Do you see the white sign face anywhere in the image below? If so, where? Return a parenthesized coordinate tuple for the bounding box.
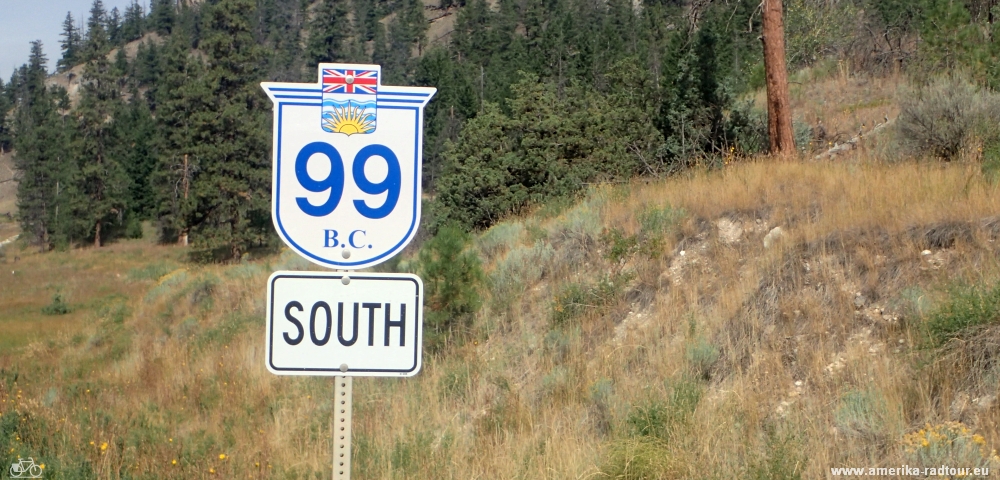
(261, 64, 436, 269)
(266, 271, 423, 377)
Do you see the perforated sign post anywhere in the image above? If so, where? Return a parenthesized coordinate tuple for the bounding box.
(262, 64, 434, 480)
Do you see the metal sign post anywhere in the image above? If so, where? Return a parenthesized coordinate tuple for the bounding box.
(333, 376, 352, 480)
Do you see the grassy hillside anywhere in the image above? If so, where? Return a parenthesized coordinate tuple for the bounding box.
(3, 77, 1000, 478)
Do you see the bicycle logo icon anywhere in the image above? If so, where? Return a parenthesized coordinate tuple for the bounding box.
(8, 457, 42, 478)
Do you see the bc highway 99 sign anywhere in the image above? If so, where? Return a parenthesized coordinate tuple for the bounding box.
(261, 64, 436, 270)
(266, 271, 423, 377)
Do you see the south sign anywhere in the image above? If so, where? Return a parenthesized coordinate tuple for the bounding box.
(261, 64, 436, 269)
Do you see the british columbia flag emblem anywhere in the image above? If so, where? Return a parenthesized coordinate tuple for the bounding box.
(321, 67, 379, 135)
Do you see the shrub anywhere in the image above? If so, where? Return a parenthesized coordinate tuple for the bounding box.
(418, 225, 484, 340)
(550, 273, 630, 327)
(589, 378, 614, 436)
(901, 422, 998, 471)
(548, 198, 604, 267)
(41, 292, 71, 315)
(601, 227, 639, 265)
(897, 79, 1000, 160)
(476, 221, 524, 261)
(834, 388, 890, 438)
(625, 378, 702, 441)
(923, 281, 1000, 347)
(489, 241, 554, 306)
(637, 204, 685, 237)
(685, 337, 720, 380)
(746, 426, 805, 480)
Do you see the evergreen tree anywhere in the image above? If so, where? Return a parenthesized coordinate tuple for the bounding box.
(107, 7, 123, 46)
(84, 0, 109, 60)
(257, 0, 308, 81)
(0, 78, 13, 154)
(57, 12, 83, 71)
(75, 32, 130, 247)
(119, 97, 158, 222)
(12, 42, 80, 249)
(181, 0, 273, 260)
(150, 0, 176, 35)
(305, 0, 353, 68)
(121, 0, 146, 43)
(152, 32, 205, 243)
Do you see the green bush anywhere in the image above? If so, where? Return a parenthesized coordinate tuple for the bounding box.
(923, 281, 1000, 347)
(746, 426, 805, 480)
(637, 204, 685, 237)
(41, 292, 71, 315)
(418, 225, 484, 341)
(601, 228, 639, 265)
(625, 378, 702, 441)
(550, 273, 630, 327)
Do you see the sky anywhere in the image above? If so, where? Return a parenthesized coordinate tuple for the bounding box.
(0, 0, 139, 82)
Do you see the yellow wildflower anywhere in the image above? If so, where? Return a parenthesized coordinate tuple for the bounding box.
(172, 459, 177, 465)
(100, 442, 108, 451)
(219, 454, 226, 460)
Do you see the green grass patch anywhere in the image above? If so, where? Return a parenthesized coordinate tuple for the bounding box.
(922, 281, 1000, 347)
(127, 262, 174, 281)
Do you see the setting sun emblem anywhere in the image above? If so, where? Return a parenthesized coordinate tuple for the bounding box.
(323, 102, 375, 135)
(321, 68, 378, 135)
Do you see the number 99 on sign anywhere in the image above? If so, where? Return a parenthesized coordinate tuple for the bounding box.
(294, 142, 400, 219)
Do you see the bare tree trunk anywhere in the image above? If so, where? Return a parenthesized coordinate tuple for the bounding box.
(179, 154, 189, 247)
(94, 220, 101, 248)
(762, 0, 795, 154)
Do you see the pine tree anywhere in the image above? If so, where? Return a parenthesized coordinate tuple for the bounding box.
(121, 0, 146, 43)
(305, 0, 353, 68)
(12, 42, 80, 249)
(0, 78, 12, 154)
(119, 96, 158, 222)
(58, 12, 83, 71)
(150, 0, 176, 35)
(75, 31, 131, 247)
(107, 7, 123, 46)
(84, 0, 109, 60)
(152, 32, 205, 243)
(182, 0, 273, 261)
(257, 0, 308, 81)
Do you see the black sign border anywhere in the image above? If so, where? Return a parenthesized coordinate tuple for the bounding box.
(267, 273, 422, 375)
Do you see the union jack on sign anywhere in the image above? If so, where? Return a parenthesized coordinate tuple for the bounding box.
(322, 69, 378, 94)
